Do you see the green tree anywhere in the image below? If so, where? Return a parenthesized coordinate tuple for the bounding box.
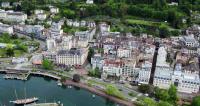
(73, 74, 81, 83)
(42, 58, 54, 70)
(143, 97, 156, 106)
(159, 24, 170, 38)
(105, 84, 124, 99)
(155, 88, 169, 101)
(168, 85, 178, 104)
(87, 48, 95, 63)
(158, 101, 172, 106)
(138, 84, 151, 93)
(5, 46, 14, 57)
(191, 96, 200, 106)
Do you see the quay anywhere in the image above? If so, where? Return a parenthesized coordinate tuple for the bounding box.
(25, 103, 60, 106)
(3, 73, 30, 80)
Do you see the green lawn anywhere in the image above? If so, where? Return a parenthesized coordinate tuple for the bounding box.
(125, 19, 168, 27)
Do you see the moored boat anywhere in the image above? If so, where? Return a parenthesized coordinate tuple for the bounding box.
(10, 97, 38, 105)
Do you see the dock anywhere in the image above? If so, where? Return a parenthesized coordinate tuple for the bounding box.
(25, 103, 59, 106)
(3, 73, 30, 80)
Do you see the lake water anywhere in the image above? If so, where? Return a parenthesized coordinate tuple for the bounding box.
(0, 74, 117, 106)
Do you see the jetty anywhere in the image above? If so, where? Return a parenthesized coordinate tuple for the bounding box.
(25, 103, 59, 106)
(3, 73, 30, 80)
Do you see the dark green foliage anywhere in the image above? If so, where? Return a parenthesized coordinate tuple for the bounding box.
(73, 74, 81, 82)
(42, 58, 54, 70)
(191, 96, 200, 106)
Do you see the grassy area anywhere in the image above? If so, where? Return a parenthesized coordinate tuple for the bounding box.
(125, 19, 168, 27)
(87, 79, 107, 87)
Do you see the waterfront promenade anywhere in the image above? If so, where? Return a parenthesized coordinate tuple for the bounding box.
(64, 80, 134, 106)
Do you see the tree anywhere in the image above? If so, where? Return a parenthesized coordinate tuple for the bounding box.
(88, 67, 101, 78)
(143, 97, 156, 106)
(138, 84, 151, 93)
(159, 24, 170, 38)
(191, 96, 200, 106)
(60, 76, 67, 82)
(168, 85, 178, 104)
(155, 88, 169, 101)
(6, 47, 14, 57)
(73, 74, 80, 83)
(158, 101, 173, 106)
(105, 84, 124, 99)
(87, 47, 95, 63)
(42, 58, 54, 70)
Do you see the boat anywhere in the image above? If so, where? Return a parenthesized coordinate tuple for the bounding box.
(57, 81, 62, 86)
(92, 94, 95, 98)
(10, 97, 39, 105)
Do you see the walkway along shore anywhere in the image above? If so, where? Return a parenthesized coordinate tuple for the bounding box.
(63, 80, 134, 106)
(0, 70, 134, 106)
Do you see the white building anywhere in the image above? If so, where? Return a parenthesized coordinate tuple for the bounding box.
(56, 48, 88, 66)
(35, 10, 44, 15)
(86, 0, 94, 4)
(137, 61, 152, 84)
(180, 35, 199, 47)
(47, 39, 56, 51)
(0, 10, 7, 19)
(50, 6, 59, 14)
(103, 59, 124, 77)
(12, 57, 28, 64)
(0, 23, 13, 34)
(50, 22, 63, 39)
(154, 64, 200, 93)
(117, 47, 132, 58)
(156, 46, 169, 67)
(36, 13, 47, 21)
(6, 12, 27, 22)
(1, 2, 10, 8)
(57, 36, 73, 51)
(91, 54, 104, 70)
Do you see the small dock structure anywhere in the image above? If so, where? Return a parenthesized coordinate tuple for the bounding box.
(3, 73, 30, 80)
(25, 103, 60, 106)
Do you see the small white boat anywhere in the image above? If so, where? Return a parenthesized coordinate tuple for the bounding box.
(92, 95, 95, 98)
(57, 81, 62, 86)
(10, 97, 39, 105)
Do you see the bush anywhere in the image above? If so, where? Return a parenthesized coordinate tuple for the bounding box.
(73, 74, 80, 83)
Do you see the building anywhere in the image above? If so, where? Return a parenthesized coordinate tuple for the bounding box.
(57, 36, 73, 51)
(56, 48, 88, 66)
(47, 39, 56, 51)
(6, 12, 27, 22)
(154, 64, 200, 93)
(12, 57, 28, 64)
(1, 2, 10, 8)
(103, 59, 124, 77)
(36, 13, 47, 21)
(50, 6, 59, 14)
(180, 35, 199, 47)
(91, 54, 104, 70)
(0, 23, 13, 34)
(0, 10, 7, 19)
(50, 22, 63, 39)
(86, 0, 94, 4)
(35, 10, 44, 15)
(117, 47, 132, 58)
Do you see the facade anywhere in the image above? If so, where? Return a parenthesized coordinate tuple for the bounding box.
(103, 59, 124, 77)
(35, 10, 44, 15)
(180, 35, 199, 47)
(36, 13, 47, 21)
(0, 23, 13, 34)
(154, 64, 200, 93)
(117, 47, 132, 58)
(6, 12, 27, 22)
(86, 0, 94, 4)
(50, 7, 59, 14)
(56, 48, 88, 66)
(1, 2, 10, 8)
(91, 54, 104, 70)
(47, 39, 56, 51)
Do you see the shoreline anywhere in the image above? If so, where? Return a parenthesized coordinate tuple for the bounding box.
(0, 72, 134, 106)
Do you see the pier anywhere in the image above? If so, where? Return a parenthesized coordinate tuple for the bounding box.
(3, 73, 30, 80)
(25, 103, 59, 106)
